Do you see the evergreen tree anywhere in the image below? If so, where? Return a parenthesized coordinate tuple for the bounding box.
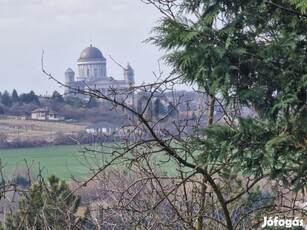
(65, 96, 83, 108)
(19, 90, 40, 105)
(167, 102, 177, 117)
(87, 96, 99, 108)
(150, 0, 306, 184)
(0, 90, 12, 107)
(11, 89, 20, 104)
(153, 98, 166, 118)
(147, 0, 306, 228)
(284, 0, 307, 13)
(50, 90, 65, 104)
(5, 175, 90, 229)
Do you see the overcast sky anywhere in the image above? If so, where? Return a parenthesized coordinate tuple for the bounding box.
(0, 0, 186, 95)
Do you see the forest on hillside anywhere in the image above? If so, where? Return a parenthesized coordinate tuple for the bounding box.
(0, 89, 124, 123)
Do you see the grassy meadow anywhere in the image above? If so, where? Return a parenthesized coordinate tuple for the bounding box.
(0, 145, 93, 180)
(0, 143, 181, 181)
(0, 117, 182, 181)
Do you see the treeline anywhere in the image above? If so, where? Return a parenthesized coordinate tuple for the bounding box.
(0, 89, 186, 123)
(0, 89, 125, 123)
(0, 89, 40, 113)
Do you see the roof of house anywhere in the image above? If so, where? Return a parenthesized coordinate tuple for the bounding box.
(31, 108, 58, 115)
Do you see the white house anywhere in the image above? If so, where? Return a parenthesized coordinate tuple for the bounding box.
(31, 108, 64, 121)
(85, 122, 119, 135)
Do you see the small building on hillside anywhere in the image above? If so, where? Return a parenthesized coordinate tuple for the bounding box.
(31, 108, 64, 121)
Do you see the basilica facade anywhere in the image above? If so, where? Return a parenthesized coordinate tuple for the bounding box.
(64, 45, 135, 97)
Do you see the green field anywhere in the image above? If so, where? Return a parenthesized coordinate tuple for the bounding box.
(0, 145, 93, 180)
(0, 143, 183, 181)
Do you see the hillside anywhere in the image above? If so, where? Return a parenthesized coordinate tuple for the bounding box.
(0, 116, 87, 144)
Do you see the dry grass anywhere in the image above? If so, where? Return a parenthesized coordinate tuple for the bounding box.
(0, 117, 87, 141)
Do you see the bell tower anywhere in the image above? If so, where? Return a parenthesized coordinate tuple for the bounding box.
(124, 63, 135, 85)
(65, 68, 75, 84)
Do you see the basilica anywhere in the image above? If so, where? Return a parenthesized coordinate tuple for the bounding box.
(64, 45, 135, 97)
